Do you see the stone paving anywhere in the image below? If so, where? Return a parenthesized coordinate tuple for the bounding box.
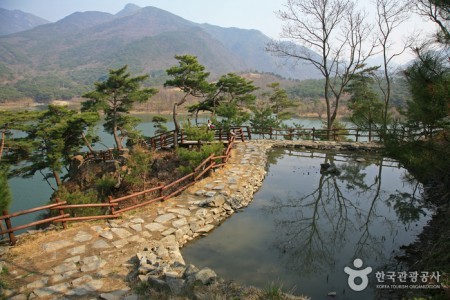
(0, 140, 382, 299)
(0, 141, 271, 299)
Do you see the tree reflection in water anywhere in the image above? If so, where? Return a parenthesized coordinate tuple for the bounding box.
(264, 149, 434, 277)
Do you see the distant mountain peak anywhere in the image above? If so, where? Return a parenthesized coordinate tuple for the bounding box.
(116, 3, 141, 17)
(0, 8, 50, 36)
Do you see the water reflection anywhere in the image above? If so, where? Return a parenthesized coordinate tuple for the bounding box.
(182, 149, 434, 299)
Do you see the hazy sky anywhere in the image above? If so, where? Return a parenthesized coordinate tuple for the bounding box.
(0, 0, 437, 63)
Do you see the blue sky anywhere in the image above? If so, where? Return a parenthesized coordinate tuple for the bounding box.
(0, 0, 437, 63)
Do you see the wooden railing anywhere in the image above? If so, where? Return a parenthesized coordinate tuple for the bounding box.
(0, 132, 240, 245)
(250, 127, 382, 142)
(141, 126, 249, 151)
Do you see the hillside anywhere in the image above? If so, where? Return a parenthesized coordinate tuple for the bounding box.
(0, 4, 321, 102)
(0, 8, 50, 36)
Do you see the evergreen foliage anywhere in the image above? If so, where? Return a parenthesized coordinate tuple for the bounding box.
(19, 105, 99, 189)
(177, 143, 224, 174)
(151, 115, 169, 135)
(346, 65, 385, 137)
(403, 51, 450, 134)
(165, 55, 213, 131)
(82, 65, 158, 150)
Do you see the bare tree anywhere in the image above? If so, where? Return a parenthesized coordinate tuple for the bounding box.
(373, 0, 412, 130)
(267, 0, 375, 137)
(414, 0, 450, 44)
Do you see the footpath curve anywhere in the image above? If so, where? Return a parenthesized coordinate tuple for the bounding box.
(0, 140, 382, 299)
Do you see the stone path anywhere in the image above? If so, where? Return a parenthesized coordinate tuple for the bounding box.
(1, 141, 271, 299)
(0, 140, 382, 299)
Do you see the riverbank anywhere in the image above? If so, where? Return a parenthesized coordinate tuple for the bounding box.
(5, 139, 448, 300)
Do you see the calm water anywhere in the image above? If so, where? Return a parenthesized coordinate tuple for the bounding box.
(7, 116, 323, 224)
(181, 148, 434, 299)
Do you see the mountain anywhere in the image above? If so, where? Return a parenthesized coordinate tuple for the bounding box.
(0, 8, 50, 36)
(0, 4, 322, 102)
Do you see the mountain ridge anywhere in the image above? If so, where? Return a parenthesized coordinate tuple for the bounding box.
(0, 4, 322, 102)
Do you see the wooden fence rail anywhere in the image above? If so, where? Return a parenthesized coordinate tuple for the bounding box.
(0, 131, 240, 245)
(5, 124, 430, 245)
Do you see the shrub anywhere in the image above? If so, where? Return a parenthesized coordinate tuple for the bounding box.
(124, 145, 152, 190)
(177, 143, 224, 174)
(54, 187, 101, 217)
(183, 121, 214, 142)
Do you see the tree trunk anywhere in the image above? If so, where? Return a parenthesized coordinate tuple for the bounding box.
(0, 130, 4, 161)
(81, 132, 96, 155)
(173, 102, 180, 132)
(53, 170, 62, 188)
(113, 126, 122, 150)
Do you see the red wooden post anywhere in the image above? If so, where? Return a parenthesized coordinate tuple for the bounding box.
(312, 127, 316, 141)
(356, 129, 359, 142)
(108, 196, 115, 215)
(2, 210, 16, 245)
(158, 183, 164, 198)
(55, 198, 67, 229)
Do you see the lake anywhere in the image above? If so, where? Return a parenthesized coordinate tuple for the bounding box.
(181, 148, 434, 299)
(5, 115, 323, 230)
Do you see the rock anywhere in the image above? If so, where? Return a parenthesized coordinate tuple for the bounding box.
(112, 239, 129, 248)
(130, 218, 145, 224)
(145, 222, 167, 232)
(148, 275, 170, 292)
(52, 262, 77, 274)
(64, 256, 81, 263)
(183, 264, 199, 277)
(111, 228, 132, 239)
(161, 228, 176, 236)
(194, 190, 206, 196)
(92, 239, 111, 249)
(204, 191, 216, 197)
(167, 208, 191, 216)
(172, 218, 188, 228)
(196, 224, 215, 233)
(99, 289, 130, 300)
(175, 226, 191, 241)
(123, 294, 139, 300)
(72, 275, 93, 286)
(26, 278, 49, 290)
(42, 240, 74, 252)
(81, 256, 106, 272)
(66, 280, 103, 296)
(100, 231, 114, 240)
(129, 224, 142, 232)
(91, 225, 104, 233)
(154, 213, 176, 224)
(9, 295, 27, 300)
(155, 246, 169, 259)
(166, 277, 186, 295)
(161, 235, 178, 246)
(51, 271, 77, 283)
(190, 268, 217, 285)
(139, 263, 157, 275)
(31, 282, 71, 298)
(73, 231, 93, 242)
